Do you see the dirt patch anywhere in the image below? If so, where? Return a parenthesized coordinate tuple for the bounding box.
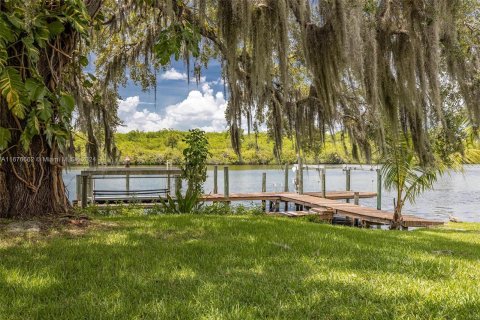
(5, 221, 42, 233)
(0, 216, 118, 239)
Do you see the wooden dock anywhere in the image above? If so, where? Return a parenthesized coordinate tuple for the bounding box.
(75, 166, 443, 229)
(201, 192, 444, 228)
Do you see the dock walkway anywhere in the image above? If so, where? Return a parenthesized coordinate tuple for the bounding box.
(201, 192, 443, 228)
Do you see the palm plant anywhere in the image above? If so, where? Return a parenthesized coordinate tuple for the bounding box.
(158, 188, 204, 214)
(381, 139, 455, 229)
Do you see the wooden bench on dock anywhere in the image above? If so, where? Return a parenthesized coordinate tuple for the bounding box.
(77, 167, 182, 208)
(93, 189, 170, 204)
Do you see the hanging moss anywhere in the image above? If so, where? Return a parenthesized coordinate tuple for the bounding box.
(96, 0, 479, 165)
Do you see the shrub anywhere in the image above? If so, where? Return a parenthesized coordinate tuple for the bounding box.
(323, 152, 346, 164)
(182, 129, 211, 193)
(156, 189, 204, 214)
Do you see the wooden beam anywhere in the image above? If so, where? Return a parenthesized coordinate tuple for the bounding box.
(81, 168, 182, 176)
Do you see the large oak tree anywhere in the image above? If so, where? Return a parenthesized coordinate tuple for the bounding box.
(1, 0, 478, 219)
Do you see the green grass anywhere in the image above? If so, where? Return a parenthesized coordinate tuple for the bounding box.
(1, 215, 480, 319)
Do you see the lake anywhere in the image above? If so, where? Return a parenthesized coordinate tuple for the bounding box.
(63, 164, 480, 222)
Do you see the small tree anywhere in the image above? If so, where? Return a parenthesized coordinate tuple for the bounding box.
(182, 129, 210, 194)
(381, 138, 461, 229)
(165, 133, 179, 149)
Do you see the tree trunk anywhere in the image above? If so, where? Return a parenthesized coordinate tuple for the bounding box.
(391, 198, 404, 230)
(0, 136, 70, 219)
(0, 1, 102, 219)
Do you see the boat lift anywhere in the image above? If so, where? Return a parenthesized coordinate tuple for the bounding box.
(293, 163, 383, 210)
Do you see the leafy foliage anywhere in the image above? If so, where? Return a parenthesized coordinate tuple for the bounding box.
(182, 129, 211, 193)
(0, 67, 26, 119)
(0, 1, 91, 152)
(154, 21, 201, 66)
(380, 138, 460, 227)
(158, 188, 203, 214)
(0, 127, 11, 150)
(197, 202, 265, 216)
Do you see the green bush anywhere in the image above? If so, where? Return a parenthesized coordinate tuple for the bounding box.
(197, 203, 265, 215)
(156, 189, 204, 214)
(322, 152, 346, 164)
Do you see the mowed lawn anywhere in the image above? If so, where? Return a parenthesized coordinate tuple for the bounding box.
(1, 215, 480, 319)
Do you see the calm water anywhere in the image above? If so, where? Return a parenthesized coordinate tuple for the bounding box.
(63, 165, 480, 222)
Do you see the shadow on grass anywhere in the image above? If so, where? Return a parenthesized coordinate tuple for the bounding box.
(0, 215, 479, 319)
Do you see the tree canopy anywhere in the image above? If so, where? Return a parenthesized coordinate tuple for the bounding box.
(94, 0, 480, 164)
(0, 0, 479, 217)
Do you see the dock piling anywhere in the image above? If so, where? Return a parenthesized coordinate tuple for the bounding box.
(262, 172, 267, 211)
(213, 165, 218, 194)
(354, 192, 360, 205)
(175, 176, 182, 194)
(167, 161, 171, 192)
(126, 173, 130, 195)
(322, 168, 326, 198)
(224, 167, 230, 204)
(345, 168, 351, 203)
(284, 164, 289, 210)
(299, 158, 304, 195)
(88, 174, 94, 201)
(81, 175, 88, 209)
(284, 164, 289, 192)
(76, 175, 81, 202)
(376, 169, 382, 210)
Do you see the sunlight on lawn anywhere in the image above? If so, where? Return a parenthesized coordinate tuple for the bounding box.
(0, 215, 479, 319)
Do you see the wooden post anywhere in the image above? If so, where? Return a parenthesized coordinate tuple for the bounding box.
(213, 165, 218, 194)
(76, 175, 81, 202)
(81, 175, 88, 209)
(175, 176, 182, 194)
(88, 174, 94, 201)
(284, 164, 289, 210)
(167, 161, 171, 193)
(167, 174, 171, 194)
(345, 168, 351, 203)
(376, 169, 382, 210)
(298, 158, 304, 195)
(126, 173, 130, 195)
(322, 168, 326, 198)
(224, 166, 229, 199)
(354, 192, 360, 205)
(262, 172, 267, 192)
(262, 172, 266, 211)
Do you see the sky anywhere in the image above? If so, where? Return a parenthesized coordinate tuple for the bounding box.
(114, 59, 229, 133)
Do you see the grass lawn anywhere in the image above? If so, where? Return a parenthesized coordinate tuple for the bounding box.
(1, 215, 480, 319)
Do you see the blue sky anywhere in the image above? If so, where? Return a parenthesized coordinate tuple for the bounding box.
(114, 59, 229, 133)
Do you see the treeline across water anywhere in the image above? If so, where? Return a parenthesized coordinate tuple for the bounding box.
(73, 130, 480, 166)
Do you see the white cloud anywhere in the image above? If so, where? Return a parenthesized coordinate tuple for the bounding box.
(209, 77, 226, 86)
(161, 68, 188, 81)
(160, 67, 206, 83)
(117, 84, 227, 133)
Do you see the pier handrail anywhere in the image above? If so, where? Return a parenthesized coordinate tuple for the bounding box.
(80, 167, 182, 176)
